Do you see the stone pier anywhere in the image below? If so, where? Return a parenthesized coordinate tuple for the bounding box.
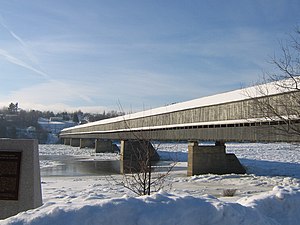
(80, 139, 95, 148)
(70, 138, 80, 147)
(95, 139, 119, 153)
(63, 138, 71, 145)
(120, 140, 159, 174)
(187, 141, 245, 176)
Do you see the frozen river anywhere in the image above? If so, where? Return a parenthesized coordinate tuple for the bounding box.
(39, 142, 300, 178)
(37, 142, 300, 199)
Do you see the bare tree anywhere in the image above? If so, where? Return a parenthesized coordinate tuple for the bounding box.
(109, 104, 177, 196)
(249, 28, 300, 136)
(120, 139, 176, 196)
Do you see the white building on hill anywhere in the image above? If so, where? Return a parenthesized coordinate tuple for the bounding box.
(38, 118, 77, 135)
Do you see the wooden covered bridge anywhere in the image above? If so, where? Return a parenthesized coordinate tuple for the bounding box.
(60, 80, 300, 175)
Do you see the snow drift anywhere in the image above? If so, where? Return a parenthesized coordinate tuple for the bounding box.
(1, 186, 299, 225)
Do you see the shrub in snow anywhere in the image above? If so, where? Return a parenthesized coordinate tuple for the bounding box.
(223, 189, 237, 197)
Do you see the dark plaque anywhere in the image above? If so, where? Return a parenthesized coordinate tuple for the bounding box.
(0, 151, 22, 200)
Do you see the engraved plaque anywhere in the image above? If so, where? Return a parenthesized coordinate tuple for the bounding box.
(0, 152, 22, 200)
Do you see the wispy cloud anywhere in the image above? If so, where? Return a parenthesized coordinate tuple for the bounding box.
(0, 48, 48, 78)
(0, 14, 40, 65)
(0, 100, 108, 113)
(0, 14, 49, 79)
(0, 14, 97, 106)
(1, 79, 97, 107)
(29, 37, 96, 55)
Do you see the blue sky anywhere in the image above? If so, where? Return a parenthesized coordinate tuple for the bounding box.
(0, 0, 299, 113)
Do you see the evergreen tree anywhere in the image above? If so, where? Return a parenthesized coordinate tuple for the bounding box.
(73, 113, 79, 123)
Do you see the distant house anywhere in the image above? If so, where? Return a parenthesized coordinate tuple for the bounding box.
(38, 118, 77, 135)
(5, 114, 19, 122)
(25, 126, 37, 139)
(26, 126, 36, 133)
(49, 117, 64, 122)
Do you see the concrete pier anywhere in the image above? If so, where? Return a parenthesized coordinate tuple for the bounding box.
(70, 138, 80, 147)
(95, 139, 119, 153)
(187, 141, 245, 176)
(63, 138, 71, 145)
(80, 139, 95, 148)
(120, 140, 159, 174)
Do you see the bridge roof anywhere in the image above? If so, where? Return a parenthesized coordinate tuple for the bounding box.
(63, 79, 296, 131)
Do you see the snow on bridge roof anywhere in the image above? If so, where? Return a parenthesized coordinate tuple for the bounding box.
(62, 79, 297, 131)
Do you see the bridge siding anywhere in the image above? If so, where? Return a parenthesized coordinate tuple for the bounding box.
(62, 93, 269, 132)
(61, 124, 299, 142)
(60, 92, 299, 142)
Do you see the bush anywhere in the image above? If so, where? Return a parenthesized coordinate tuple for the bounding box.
(223, 189, 237, 197)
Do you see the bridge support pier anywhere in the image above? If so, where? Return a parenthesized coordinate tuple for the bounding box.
(70, 138, 80, 147)
(95, 139, 118, 153)
(187, 141, 245, 176)
(63, 138, 71, 145)
(120, 140, 160, 174)
(80, 139, 95, 148)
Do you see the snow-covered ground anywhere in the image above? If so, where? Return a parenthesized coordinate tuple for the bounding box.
(1, 142, 300, 225)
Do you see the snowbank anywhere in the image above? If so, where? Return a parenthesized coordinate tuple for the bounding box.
(1, 186, 300, 225)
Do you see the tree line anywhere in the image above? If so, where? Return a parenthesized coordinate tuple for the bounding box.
(0, 103, 124, 142)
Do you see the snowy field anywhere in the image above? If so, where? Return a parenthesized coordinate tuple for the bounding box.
(1, 142, 300, 225)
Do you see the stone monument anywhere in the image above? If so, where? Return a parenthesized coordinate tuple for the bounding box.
(0, 139, 42, 219)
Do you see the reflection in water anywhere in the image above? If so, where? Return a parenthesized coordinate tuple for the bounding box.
(40, 154, 177, 177)
(41, 160, 120, 177)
